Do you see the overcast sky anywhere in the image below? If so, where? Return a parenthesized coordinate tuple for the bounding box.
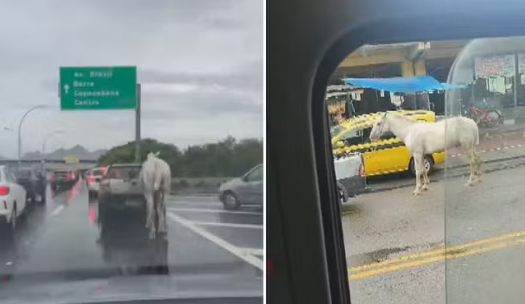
(0, 0, 263, 158)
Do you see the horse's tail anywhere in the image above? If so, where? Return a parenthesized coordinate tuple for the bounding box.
(153, 161, 163, 192)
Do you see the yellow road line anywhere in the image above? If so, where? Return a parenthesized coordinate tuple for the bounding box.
(350, 236, 525, 280)
(349, 230, 525, 272)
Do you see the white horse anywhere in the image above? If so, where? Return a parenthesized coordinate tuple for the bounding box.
(140, 151, 172, 239)
(369, 113, 482, 196)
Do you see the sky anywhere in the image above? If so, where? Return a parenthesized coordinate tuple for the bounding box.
(0, 0, 263, 158)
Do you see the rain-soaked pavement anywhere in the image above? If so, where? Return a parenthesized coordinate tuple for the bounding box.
(343, 163, 525, 304)
(0, 179, 263, 303)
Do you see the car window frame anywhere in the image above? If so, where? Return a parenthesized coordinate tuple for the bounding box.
(246, 165, 263, 182)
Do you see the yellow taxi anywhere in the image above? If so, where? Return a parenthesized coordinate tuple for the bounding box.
(331, 110, 445, 177)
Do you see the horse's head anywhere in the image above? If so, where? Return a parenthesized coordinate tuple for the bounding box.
(147, 151, 160, 160)
(369, 113, 389, 142)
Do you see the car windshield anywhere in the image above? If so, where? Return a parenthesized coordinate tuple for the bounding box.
(0, 1, 263, 303)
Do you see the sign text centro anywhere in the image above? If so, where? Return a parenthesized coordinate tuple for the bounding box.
(59, 66, 137, 110)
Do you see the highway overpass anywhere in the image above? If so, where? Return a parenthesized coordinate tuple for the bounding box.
(0, 159, 98, 171)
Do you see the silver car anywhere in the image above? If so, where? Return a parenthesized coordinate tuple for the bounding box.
(218, 164, 263, 210)
(87, 167, 105, 199)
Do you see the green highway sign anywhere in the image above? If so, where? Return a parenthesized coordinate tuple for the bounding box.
(59, 66, 137, 110)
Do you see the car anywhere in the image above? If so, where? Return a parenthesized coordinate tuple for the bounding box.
(13, 166, 46, 204)
(87, 167, 106, 199)
(333, 152, 366, 204)
(0, 165, 27, 242)
(218, 164, 263, 210)
(50, 169, 77, 191)
(97, 163, 145, 236)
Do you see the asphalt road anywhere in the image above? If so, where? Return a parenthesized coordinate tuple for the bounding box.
(0, 180, 263, 303)
(343, 161, 525, 304)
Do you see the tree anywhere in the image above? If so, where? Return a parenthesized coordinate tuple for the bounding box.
(98, 137, 263, 178)
(97, 138, 183, 175)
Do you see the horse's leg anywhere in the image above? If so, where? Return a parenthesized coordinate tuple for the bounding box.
(465, 148, 476, 186)
(145, 191, 156, 239)
(413, 154, 423, 196)
(157, 189, 168, 235)
(473, 149, 483, 182)
(421, 168, 430, 191)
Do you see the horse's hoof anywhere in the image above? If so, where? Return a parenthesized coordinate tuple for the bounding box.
(421, 185, 429, 191)
(413, 190, 421, 196)
(465, 182, 473, 187)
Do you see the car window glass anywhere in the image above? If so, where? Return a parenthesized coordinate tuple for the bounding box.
(326, 36, 525, 304)
(246, 166, 263, 182)
(379, 131, 396, 140)
(341, 129, 364, 146)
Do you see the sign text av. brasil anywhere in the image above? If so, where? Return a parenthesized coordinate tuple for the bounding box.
(59, 66, 137, 110)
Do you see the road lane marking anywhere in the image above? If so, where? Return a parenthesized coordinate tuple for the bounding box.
(167, 211, 263, 270)
(350, 236, 525, 280)
(241, 248, 264, 256)
(49, 205, 65, 217)
(189, 221, 263, 229)
(168, 207, 261, 215)
(350, 229, 525, 272)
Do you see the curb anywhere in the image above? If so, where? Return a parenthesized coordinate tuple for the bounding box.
(483, 125, 525, 137)
(365, 155, 525, 194)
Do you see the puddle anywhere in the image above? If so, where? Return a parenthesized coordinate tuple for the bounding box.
(348, 242, 443, 267)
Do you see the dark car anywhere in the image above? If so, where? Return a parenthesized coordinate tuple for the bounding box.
(50, 169, 77, 191)
(98, 164, 145, 228)
(13, 166, 46, 204)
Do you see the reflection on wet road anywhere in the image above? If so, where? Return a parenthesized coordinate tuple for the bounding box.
(0, 180, 263, 296)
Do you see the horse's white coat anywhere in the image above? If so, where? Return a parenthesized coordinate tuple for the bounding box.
(370, 113, 482, 195)
(140, 151, 172, 238)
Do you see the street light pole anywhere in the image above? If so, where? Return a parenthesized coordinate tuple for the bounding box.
(42, 130, 64, 156)
(18, 105, 47, 166)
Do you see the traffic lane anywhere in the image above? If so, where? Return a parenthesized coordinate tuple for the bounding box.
(167, 197, 263, 251)
(446, 245, 525, 304)
(0, 183, 81, 277)
(171, 209, 263, 226)
(1, 186, 262, 288)
(344, 166, 525, 304)
(345, 164, 525, 262)
(350, 261, 444, 304)
(351, 237, 525, 304)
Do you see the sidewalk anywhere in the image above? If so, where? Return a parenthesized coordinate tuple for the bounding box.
(443, 133, 525, 169)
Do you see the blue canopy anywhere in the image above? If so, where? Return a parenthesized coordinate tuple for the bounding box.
(342, 75, 465, 93)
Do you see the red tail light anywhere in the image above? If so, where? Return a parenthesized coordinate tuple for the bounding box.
(0, 186, 10, 196)
(359, 163, 365, 176)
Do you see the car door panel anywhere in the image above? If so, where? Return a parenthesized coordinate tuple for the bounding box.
(245, 166, 263, 205)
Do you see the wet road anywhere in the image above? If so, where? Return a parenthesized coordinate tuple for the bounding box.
(344, 162, 525, 304)
(0, 180, 263, 302)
